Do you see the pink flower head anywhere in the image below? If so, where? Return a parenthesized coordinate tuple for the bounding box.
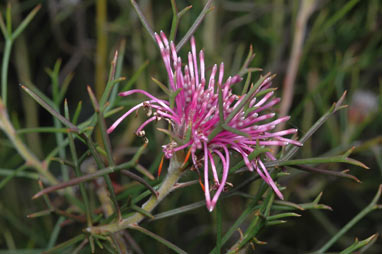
(108, 31, 302, 212)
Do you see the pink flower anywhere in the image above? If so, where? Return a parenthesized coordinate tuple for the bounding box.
(108, 31, 302, 212)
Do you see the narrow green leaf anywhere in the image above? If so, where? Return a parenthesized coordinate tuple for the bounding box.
(170, 88, 182, 109)
(20, 85, 79, 132)
(72, 101, 83, 125)
(87, 86, 100, 112)
(268, 155, 368, 169)
(47, 217, 66, 248)
(57, 72, 74, 105)
(265, 220, 286, 226)
(0, 166, 38, 184)
(315, 185, 382, 253)
(267, 212, 301, 221)
(176, 0, 213, 52)
(321, 0, 360, 32)
(6, 3, 12, 36)
(0, 11, 7, 38)
(27, 209, 53, 219)
(32, 160, 134, 199)
(120, 60, 149, 92)
(210, 182, 268, 253)
(121, 169, 157, 198)
(100, 77, 126, 110)
(42, 234, 85, 254)
(131, 204, 155, 219)
(130, 0, 155, 42)
(241, 72, 251, 96)
(340, 234, 378, 254)
(222, 123, 250, 137)
(178, 5, 192, 18)
(12, 4, 41, 40)
(169, 0, 178, 42)
(157, 127, 183, 144)
(65, 100, 93, 227)
(16, 127, 69, 134)
(0, 250, 45, 254)
(283, 91, 348, 161)
(218, 84, 224, 123)
(129, 225, 187, 254)
(107, 40, 126, 110)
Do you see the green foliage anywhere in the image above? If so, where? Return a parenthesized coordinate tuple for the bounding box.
(0, 0, 381, 253)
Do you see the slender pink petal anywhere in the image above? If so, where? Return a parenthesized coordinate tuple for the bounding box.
(200, 50, 205, 82)
(258, 159, 284, 199)
(203, 141, 212, 212)
(218, 63, 224, 85)
(136, 116, 157, 134)
(207, 150, 220, 184)
(119, 89, 171, 110)
(107, 103, 144, 133)
(191, 37, 199, 88)
(173, 140, 193, 152)
(210, 146, 230, 210)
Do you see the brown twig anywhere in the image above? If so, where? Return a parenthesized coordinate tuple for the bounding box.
(278, 0, 317, 131)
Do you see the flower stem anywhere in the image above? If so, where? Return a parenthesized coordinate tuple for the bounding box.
(86, 150, 185, 235)
(314, 184, 382, 253)
(1, 40, 12, 107)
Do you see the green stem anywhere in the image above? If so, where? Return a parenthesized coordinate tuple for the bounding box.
(176, 0, 214, 52)
(95, 0, 107, 100)
(1, 39, 12, 107)
(65, 102, 92, 228)
(315, 185, 382, 253)
(209, 182, 268, 254)
(84, 134, 121, 220)
(33, 143, 148, 198)
(267, 154, 368, 169)
(215, 200, 222, 254)
(87, 85, 122, 220)
(130, 0, 155, 42)
(86, 151, 185, 235)
(0, 99, 58, 185)
(228, 191, 274, 253)
(169, 0, 178, 42)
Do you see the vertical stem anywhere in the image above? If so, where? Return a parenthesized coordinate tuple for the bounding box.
(14, 46, 43, 157)
(13, 0, 42, 158)
(95, 0, 108, 175)
(95, 0, 107, 100)
(215, 200, 222, 254)
(277, 0, 316, 131)
(1, 39, 12, 107)
(169, 0, 178, 42)
(84, 134, 121, 220)
(65, 102, 92, 227)
(52, 69, 69, 182)
(202, 0, 216, 54)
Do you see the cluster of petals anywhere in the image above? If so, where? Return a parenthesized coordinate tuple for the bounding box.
(108, 31, 302, 212)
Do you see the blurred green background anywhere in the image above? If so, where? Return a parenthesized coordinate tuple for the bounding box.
(0, 0, 381, 253)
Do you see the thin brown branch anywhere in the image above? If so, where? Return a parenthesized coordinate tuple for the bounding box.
(278, 0, 317, 131)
